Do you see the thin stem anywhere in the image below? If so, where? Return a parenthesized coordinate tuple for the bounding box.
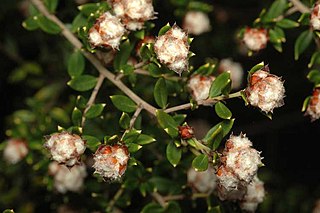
(107, 186, 124, 212)
(163, 194, 185, 201)
(290, 0, 311, 13)
(81, 74, 105, 126)
(30, 0, 157, 115)
(151, 192, 167, 207)
(129, 104, 143, 129)
(193, 138, 211, 153)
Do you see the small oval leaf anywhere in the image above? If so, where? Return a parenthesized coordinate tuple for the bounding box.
(110, 95, 137, 113)
(215, 102, 232, 119)
(166, 142, 182, 167)
(154, 78, 168, 108)
(294, 30, 313, 60)
(85, 103, 105, 119)
(68, 75, 97, 91)
(192, 154, 209, 172)
(209, 72, 230, 98)
(68, 51, 85, 78)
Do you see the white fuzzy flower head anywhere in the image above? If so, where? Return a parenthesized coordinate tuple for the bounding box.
(3, 139, 28, 164)
(243, 28, 268, 51)
(305, 88, 320, 121)
(187, 74, 215, 101)
(187, 166, 217, 194)
(88, 12, 125, 49)
(154, 25, 190, 75)
(219, 58, 244, 89)
(216, 167, 247, 201)
(48, 162, 87, 193)
(245, 67, 285, 113)
(311, 3, 320, 30)
(109, 0, 156, 31)
(93, 144, 129, 180)
(240, 176, 265, 212)
(44, 132, 86, 167)
(183, 11, 211, 35)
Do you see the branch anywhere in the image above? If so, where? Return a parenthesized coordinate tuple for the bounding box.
(129, 104, 143, 129)
(81, 73, 105, 126)
(290, 0, 311, 13)
(30, 0, 157, 115)
(151, 192, 167, 207)
(107, 186, 124, 212)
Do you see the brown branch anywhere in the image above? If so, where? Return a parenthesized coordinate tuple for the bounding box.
(290, 0, 311, 13)
(30, 0, 157, 115)
(151, 192, 167, 207)
(129, 104, 143, 129)
(81, 73, 105, 126)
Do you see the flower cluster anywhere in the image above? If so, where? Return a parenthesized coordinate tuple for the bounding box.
(183, 11, 211, 35)
(108, 0, 156, 31)
(305, 88, 320, 121)
(187, 166, 217, 194)
(93, 144, 129, 180)
(216, 134, 263, 201)
(154, 25, 190, 75)
(243, 27, 268, 51)
(3, 139, 28, 164)
(88, 12, 126, 49)
(187, 74, 215, 102)
(218, 58, 243, 90)
(240, 176, 265, 212)
(311, 3, 320, 30)
(48, 162, 87, 193)
(245, 67, 285, 113)
(178, 125, 194, 140)
(44, 132, 86, 167)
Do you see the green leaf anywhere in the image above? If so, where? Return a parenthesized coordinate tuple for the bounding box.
(44, 0, 59, 13)
(156, 110, 178, 138)
(276, 18, 299, 28)
(85, 103, 105, 119)
(166, 202, 182, 213)
(78, 2, 110, 17)
(301, 96, 311, 112)
(136, 134, 156, 145)
(113, 40, 135, 71)
(154, 78, 168, 108)
(192, 154, 209, 172)
(158, 23, 171, 36)
(207, 205, 221, 213)
(68, 51, 85, 78)
(140, 44, 153, 60)
(141, 203, 164, 213)
(248, 62, 265, 76)
(307, 69, 320, 84)
(82, 135, 101, 152)
(35, 15, 61, 34)
(298, 13, 311, 26)
(49, 107, 70, 125)
(127, 143, 142, 153)
(71, 13, 87, 33)
(22, 16, 39, 31)
(72, 107, 82, 126)
(166, 142, 182, 167)
(193, 62, 217, 76)
(110, 95, 137, 113)
(68, 75, 97, 91)
(264, 0, 287, 21)
(123, 129, 141, 144)
(119, 112, 130, 129)
(3, 210, 14, 213)
(215, 102, 232, 119)
(187, 2, 213, 12)
(209, 72, 230, 98)
(134, 30, 145, 39)
(309, 51, 320, 68)
(148, 63, 162, 77)
(294, 30, 313, 60)
(173, 114, 186, 125)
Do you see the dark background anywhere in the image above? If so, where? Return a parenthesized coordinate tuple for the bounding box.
(1, 0, 320, 212)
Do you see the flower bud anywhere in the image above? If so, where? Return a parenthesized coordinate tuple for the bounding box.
(178, 125, 194, 140)
(305, 88, 320, 121)
(93, 144, 129, 180)
(108, 0, 156, 31)
(3, 139, 28, 164)
(218, 58, 244, 89)
(187, 74, 215, 102)
(49, 162, 87, 193)
(243, 27, 268, 51)
(44, 132, 86, 167)
(240, 176, 265, 212)
(311, 3, 320, 30)
(183, 11, 211, 35)
(88, 12, 125, 49)
(245, 67, 285, 113)
(154, 25, 190, 75)
(187, 166, 217, 193)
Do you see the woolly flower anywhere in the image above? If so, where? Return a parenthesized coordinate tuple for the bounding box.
(243, 27, 268, 51)
(305, 88, 320, 121)
(217, 134, 263, 201)
(3, 139, 28, 164)
(44, 132, 86, 167)
(311, 3, 320, 30)
(187, 166, 217, 194)
(219, 58, 244, 89)
(245, 67, 285, 113)
(187, 74, 215, 102)
(93, 144, 129, 180)
(108, 0, 156, 31)
(88, 12, 125, 49)
(240, 176, 265, 212)
(48, 162, 87, 193)
(183, 11, 211, 35)
(154, 25, 190, 75)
